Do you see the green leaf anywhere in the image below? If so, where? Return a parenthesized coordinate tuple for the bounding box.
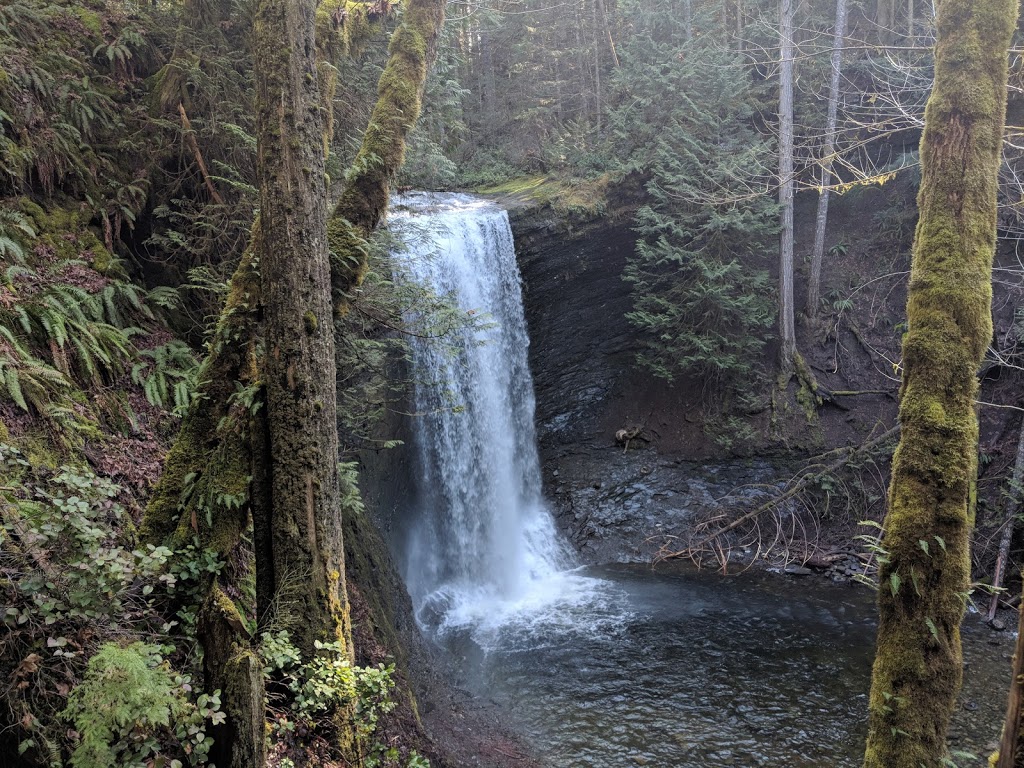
(889, 572, 901, 596)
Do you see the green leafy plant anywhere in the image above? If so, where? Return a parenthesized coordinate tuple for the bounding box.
(261, 630, 426, 766)
(0, 207, 34, 262)
(0, 445, 173, 629)
(61, 642, 223, 768)
(132, 340, 200, 415)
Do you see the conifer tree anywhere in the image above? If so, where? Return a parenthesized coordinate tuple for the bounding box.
(613, 0, 777, 391)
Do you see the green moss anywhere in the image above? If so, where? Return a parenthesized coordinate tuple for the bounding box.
(863, 1, 1018, 765)
(140, 245, 261, 551)
(74, 7, 103, 36)
(17, 198, 119, 274)
(477, 174, 610, 217)
(303, 310, 318, 333)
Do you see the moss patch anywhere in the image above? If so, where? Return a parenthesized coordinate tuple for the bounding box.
(477, 174, 610, 217)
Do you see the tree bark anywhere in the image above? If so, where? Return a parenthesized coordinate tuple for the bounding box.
(253, 0, 350, 659)
(806, 0, 847, 319)
(862, 1, 1017, 766)
(778, 0, 797, 371)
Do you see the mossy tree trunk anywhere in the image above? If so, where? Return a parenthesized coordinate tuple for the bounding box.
(142, 0, 447, 760)
(252, 0, 353, 657)
(862, 2, 1017, 766)
(328, 0, 447, 311)
(140, 246, 266, 768)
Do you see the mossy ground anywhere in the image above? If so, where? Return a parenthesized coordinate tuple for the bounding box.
(478, 174, 611, 217)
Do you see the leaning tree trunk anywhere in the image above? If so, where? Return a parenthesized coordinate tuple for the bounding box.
(327, 0, 447, 312)
(806, 0, 847, 319)
(778, 0, 797, 373)
(862, 2, 1017, 766)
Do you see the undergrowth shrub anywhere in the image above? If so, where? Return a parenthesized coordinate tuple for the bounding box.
(262, 629, 428, 768)
(0, 444, 218, 766)
(61, 642, 223, 768)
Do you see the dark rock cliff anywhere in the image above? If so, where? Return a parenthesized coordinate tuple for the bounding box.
(503, 184, 1023, 566)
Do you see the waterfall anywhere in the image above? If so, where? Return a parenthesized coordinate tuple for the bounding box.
(392, 193, 615, 644)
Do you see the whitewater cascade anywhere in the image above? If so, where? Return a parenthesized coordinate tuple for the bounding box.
(392, 193, 609, 642)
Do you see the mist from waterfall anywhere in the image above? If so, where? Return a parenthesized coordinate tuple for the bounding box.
(392, 193, 621, 647)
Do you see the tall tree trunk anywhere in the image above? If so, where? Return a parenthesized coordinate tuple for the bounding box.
(253, 0, 350, 660)
(876, 0, 895, 41)
(989, 421, 1024, 622)
(596, 0, 619, 67)
(778, 0, 797, 371)
(592, 0, 602, 135)
(862, 1, 1017, 766)
(736, 0, 744, 51)
(806, 0, 848, 319)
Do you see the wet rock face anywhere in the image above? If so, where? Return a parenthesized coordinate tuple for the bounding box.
(508, 204, 788, 563)
(507, 206, 640, 453)
(545, 447, 782, 563)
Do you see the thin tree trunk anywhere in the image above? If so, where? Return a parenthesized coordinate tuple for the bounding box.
(806, 0, 847, 319)
(596, 0, 619, 67)
(907, 0, 915, 37)
(997, 579, 1024, 767)
(876, 0, 895, 41)
(736, 0, 744, 51)
(778, 0, 797, 371)
(683, 0, 692, 40)
(592, 0, 602, 135)
(862, 1, 1017, 766)
(989, 422, 1024, 622)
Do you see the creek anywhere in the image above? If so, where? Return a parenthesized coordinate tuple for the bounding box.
(390, 193, 1012, 767)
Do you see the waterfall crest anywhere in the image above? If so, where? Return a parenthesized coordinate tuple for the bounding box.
(392, 193, 615, 644)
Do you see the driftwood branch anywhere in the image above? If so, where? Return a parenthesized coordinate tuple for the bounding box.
(656, 425, 899, 563)
(178, 102, 224, 206)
